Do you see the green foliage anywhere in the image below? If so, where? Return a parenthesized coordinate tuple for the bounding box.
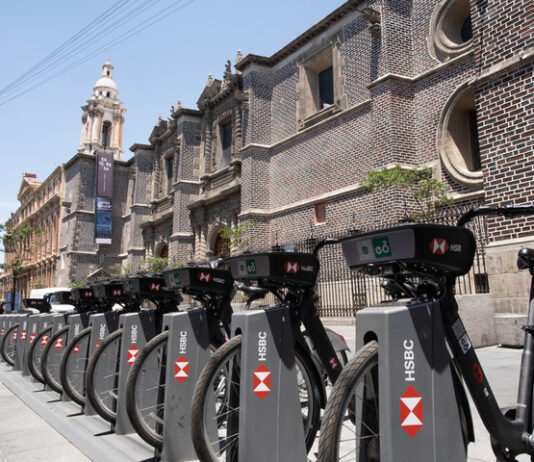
(31, 277, 46, 289)
(361, 166, 452, 222)
(109, 262, 135, 278)
(69, 281, 87, 289)
(0, 219, 41, 274)
(142, 256, 169, 274)
(218, 219, 259, 251)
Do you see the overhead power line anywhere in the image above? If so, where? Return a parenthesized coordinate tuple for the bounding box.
(0, 0, 197, 106)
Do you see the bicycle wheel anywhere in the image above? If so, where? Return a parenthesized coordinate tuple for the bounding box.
(59, 327, 92, 405)
(27, 326, 52, 383)
(0, 324, 19, 365)
(317, 341, 379, 462)
(125, 330, 168, 449)
(85, 328, 123, 424)
(41, 326, 70, 393)
(191, 335, 321, 462)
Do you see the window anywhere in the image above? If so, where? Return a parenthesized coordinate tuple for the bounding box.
(220, 122, 232, 168)
(101, 121, 111, 148)
(319, 67, 334, 107)
(431, 0, 473, 61)
(297, 43, 344, 129)
(165, 156, 173, 193)
(438, 86, 483, 188)
(315, 202, 326, 224)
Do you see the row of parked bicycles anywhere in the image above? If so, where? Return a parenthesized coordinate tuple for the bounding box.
(2, 205, 534, 462)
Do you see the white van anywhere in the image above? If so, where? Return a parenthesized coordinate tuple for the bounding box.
(28, 287, 76, 313)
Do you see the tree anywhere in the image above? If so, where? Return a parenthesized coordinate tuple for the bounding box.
(0, 220, 41, 275)
(361, 165, 452, 222)
(218, 219, 259, 251)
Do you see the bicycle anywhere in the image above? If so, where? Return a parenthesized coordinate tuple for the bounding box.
(0, 305, 39, 366)
(58, 280, 138, 405)
(317, 205, 534, 462)
(84, 274, 181, 425)
(39, 286, 101, 394)
(190, 246, 350, 462)
(124, 265, 234, 450)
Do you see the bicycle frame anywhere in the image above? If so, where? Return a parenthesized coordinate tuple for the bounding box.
(441, 279, 534, 457)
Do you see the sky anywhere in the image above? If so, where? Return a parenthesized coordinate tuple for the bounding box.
(0, 0, 347, 228)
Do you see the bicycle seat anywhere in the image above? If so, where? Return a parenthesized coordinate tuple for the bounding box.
(124, 275, 174, 298)
(227, 251, 319, 288)
(237, 285, 269, 298)
(517, 248, 534, 270)
(342, 223, 476, 277)
(91, 280, 130, 301)
(162, 267, 234, 295)
(23, 298, 50, 313)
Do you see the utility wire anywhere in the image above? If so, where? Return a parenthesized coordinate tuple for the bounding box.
(0, 0, 158, 99)
(0, 0, 196, 106)
(0, 0, 132, 97)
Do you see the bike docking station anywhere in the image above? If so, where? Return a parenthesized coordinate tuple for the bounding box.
(342, 225, 474, 462)
(113, 275, 164, 435)
(159, 309, 211, 461)
(13, 312, 30, 371)
(83, 281, 123, 416)
(230, 305, 308, 462)
(24, 309, 53, 378)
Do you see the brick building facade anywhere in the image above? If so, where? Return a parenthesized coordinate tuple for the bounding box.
(4, 1, 533, 342)
(0, 170, 64, 307)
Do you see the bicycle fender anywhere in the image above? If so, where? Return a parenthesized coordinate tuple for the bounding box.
(298, 333, 327, 408)
(324, 327, 350, 353)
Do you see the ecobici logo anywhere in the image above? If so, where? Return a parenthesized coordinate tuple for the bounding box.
(372, 236, 392, 258)
(173, 272, 182, 286)
(246, 259, 257, 275)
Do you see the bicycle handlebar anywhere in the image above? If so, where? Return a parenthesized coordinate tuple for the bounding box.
(457, 205, 534, 227)
(313, 237, 340, 256)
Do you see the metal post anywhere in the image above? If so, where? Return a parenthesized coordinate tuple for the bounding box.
(114, 310, 156, 435)
(84, 311, 120, 416)
(231, 306, 308, 462)
(14, 313, 30, 371)
(160, 309, 212, 462)
(355, 300, 467, 462)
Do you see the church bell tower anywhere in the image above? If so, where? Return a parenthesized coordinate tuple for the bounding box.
(78, 62, 126, 160)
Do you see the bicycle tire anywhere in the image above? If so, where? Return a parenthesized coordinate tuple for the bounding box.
(85, 328, 123, 424)
(125, 330, 168, 449)
(27, 326, 52, 383)
(59, 327, 92, 405)
(0, 324, 19, 365)
(318, 341, 379, 462)
(191, 335, 321, 462)
(41, 326, 70, 394)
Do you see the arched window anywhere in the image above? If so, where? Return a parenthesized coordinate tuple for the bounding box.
(101, 121, 112, 148)
(157, 244, 169, 259)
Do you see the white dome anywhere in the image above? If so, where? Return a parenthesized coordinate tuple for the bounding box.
(94, 76, 117, 91)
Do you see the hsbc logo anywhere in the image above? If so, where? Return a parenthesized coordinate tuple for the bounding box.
(253, 364, 271, 400)
(29, 334, 36, 343)
(41, 335, 49, 346)
(73, 344, 80, 355)
(127, 345, 140, 365)
(400, 385, 423, 438)
(20, 331, 27, 341)
(0, 328, 4, 336)
(84, 291, 93, 297)
(198, 272, 212, 283)
(284, 262, 300, 274)
(329, 356, 339, 370)
(174, 356, 189, 383)
(150, 282, 161, 291)
(429, 238, 449, 255)
(54, 338, 64, 350)
(12, 331, 17, 341)
(112, 289, 122, 296)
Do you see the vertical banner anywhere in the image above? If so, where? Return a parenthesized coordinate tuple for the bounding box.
(95, 151, 114, 244)
(5, 292, 12, 312)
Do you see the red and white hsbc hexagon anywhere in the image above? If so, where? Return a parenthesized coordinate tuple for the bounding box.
(174, 356, 189, 383)
(198, 272, 212, 282)
(400, 385, 423, 438)
(127, 345, 140, 365)
(284, 261, 301, 274)
(253, 364, 271, 400)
